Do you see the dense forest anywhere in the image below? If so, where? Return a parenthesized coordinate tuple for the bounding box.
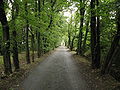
(0, 0, 120, 86)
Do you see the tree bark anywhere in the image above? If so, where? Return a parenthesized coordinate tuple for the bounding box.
(70, 36, 75, 51)
(0, 0, 12, 74)
(12, 31, 20, 70)
(101, 32, 120, 74)
(68, 24, 71, 48)
(106, 46, 120, 74)
(37, 0, 41, 58)
(90, 0, 97, 69)
(77, 0, 85, 54)
(37, 32, 41, 58)
(95, 0, 101, 68)
(35, 0, 37, 15)
(11, 0, 20, 71)
(25, 2, 30, 64)
(31, 34, 35, 62)
(82, 20, 89, 53)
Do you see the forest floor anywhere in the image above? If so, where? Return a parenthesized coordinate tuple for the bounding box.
(0, 46, 120, 90)
(72, 52, 120, 90)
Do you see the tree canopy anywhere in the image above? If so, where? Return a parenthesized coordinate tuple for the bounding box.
(0, 0, 120, 81)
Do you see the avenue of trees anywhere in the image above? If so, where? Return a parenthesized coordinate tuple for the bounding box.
(67, 0, 120, 80)
(0, 0, 120, 80)
(0, 0, 67, 74)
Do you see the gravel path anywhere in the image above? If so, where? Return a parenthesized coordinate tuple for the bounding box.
(21, 46, 92, 90)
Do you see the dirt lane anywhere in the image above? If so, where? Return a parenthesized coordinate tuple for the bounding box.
(21, 46, 92, 90)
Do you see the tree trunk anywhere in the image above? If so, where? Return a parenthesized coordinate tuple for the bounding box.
(0, 0, 12, 74)
(34, 0, 38, 52)
(35, 0, 37, 14)
(70, 36, 75, 51)
(68, 29, 71, 48)
(37, 0, 41, 58)
(82, 20, 89, 53)
(25, 2, 30, 64)
(31, 34, 35, 62)
(11, 0, 20, 71)
(12, 31, 20, 70)
(105, 46, 120, 74)
(43, 37, 46, 53)
(101, 32, 120, 74)
(90, 0, 97, 69)
(77, 0, 85, 54)
(42, 0, 45, 6)
(37, 32, 41, 58)
(68, 10, 72, 48)
(95, 0, 101, 68)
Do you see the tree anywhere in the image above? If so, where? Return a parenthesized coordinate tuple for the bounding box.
(90, 0, 97, 68)
(25, 1, 30, 64)
(37, 0, 41, 58)
(29, 27, 35, 62)
(95, 0, 101, 68)
(82, 20, 89, 53)
(0, 0, 12, 74)
(10, 0, 20, 71)
(68, 22, 71, 48)
(77, 0, 85, 55)
(90, 0, 100, 69)
(101, 0, 120, 74)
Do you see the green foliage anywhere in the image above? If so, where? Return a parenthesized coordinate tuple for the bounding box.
(0, 0, 119, 77)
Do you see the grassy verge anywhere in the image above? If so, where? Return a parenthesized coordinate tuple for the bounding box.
(0, 50, 55, 89)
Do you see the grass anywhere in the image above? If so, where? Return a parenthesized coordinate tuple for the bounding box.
(0, 51, 37, 64)
(0, 50, 54, 89)
(0, 56, 3, 64)
(0, 55, 16, 65)
(0, 52, 36, 73)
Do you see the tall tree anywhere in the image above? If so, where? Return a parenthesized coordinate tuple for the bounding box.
(68, 22, 71, 48)
(95, 0, 101, 68)
(29, 27, 35, 62)
(68, 9, 72, 48)
(0, 0, 12, 74)
(37, 0, 41, 58)
(77, 0, 85, 54)
(90, 0, 97, 68)
(25, 1, 30, 64)
(10, 0, 20, 71)
(82, 20, 89, 53)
